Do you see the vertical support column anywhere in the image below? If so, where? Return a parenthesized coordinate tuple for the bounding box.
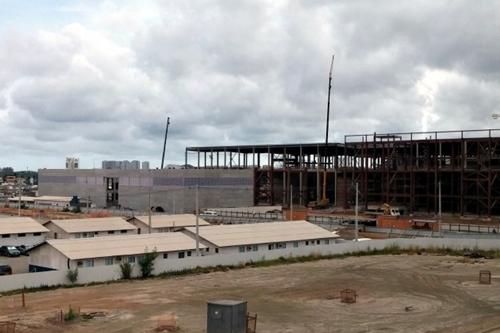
(299, 145, 304, 206)
(316, 145, 321, 201)
(460, 132, 465, 216)
(185, 149, 188, 167)
(210, 149, 213, 169)
(434, 132, 438, 215)
(488, 130, 492, 217)
(197, 149, 200, 169)
(252, 147, 256, 167)
(224, 148, 227, 168)
(216, 151, 219, 168)
(204, 151, 207, 168)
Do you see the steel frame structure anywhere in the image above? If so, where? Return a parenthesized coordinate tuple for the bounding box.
(186, 129, 500, 216)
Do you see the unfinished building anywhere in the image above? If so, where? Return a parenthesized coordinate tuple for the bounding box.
(186, 129, 500, 217)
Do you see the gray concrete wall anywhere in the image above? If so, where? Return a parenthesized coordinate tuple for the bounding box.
(38, 169, 254, 212)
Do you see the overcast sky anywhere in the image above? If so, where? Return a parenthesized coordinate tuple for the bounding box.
(0, 0, 499, 170)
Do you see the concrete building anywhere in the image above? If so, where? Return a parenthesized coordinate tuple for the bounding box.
(0, 217, 49, 247)
(183, 220, 339, 255)
(38, 168, 254, 212)
(29, 233, 208, 271)
(127, 214, 210, 233)
(43, 217, 137, 239)
(141, 161, 150, 170)
(65, 157, 79, 169)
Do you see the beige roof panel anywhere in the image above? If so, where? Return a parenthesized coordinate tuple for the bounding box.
(185, 221, 338, 247)
(0, 217, 49, 235)
(47, 233, 206, 260)
(48, 217, 137, 233)
(132, 214, 210, 228)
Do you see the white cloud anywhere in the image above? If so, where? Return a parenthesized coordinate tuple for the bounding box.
(0, 0, 499, 169)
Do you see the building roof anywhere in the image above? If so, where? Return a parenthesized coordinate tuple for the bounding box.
(47, 217, 137, 233)
(46, 233, 206, 260)
(9, 196, 74, 203)
(131, 214, 210, 229)
(0, 217, 49, 235)
(185, 220, 338, 247)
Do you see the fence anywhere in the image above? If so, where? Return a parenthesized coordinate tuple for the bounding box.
(2, 237, 500, 293)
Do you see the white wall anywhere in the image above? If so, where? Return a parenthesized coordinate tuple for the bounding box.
(0, 233, 47, 247)
(3, 237, 500, 293)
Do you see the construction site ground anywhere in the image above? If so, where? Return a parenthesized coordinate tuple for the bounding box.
(2, 255, 500, 332)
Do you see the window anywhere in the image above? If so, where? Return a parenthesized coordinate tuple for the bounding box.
(75, 233, 81, 239)
(115, 256, 122, 262)
(252, 245, 258, 252)
(128, 256, 136, 263)
(105, 257, 113, 265)
(120, 230, 127, 234)
(1, 234, 10, 238)
(206, 248, 210, 252)
(324, 239, 330, 245)
(108, 231, 115, 235)
(77, 261, 83, 267)
(316, 240, 320, 245)
(54, 232, 58, 239)
(84, 259, 94, 267)
(18, 233, 26, 237)
(178, 252, 185, 259)
(305, 241, 309, 246)
(239, 246, 245, 253)
(277, 243, 286, 249)
(187, 251, 192, 257)
(268, 244, 275, 250)
(163, 253, 168, 259)
(246, 246, 253, 252)
(215, 248, 219, 254)
(33, 232, 41, 236)
(293, 241, 299, 248)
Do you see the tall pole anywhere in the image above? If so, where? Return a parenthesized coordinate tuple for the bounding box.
(148, 187, 152, 234)
(173, 197, 176, 214)
(355, 182, 359, 242)
(195, 185, 200, 256)
(290, 185, 293, 221)
(161, 116, 170, 169)
(438, 181, 442, 236)
(17, 179, 21, 216)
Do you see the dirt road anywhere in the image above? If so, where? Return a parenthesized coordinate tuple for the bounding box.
(1, 254, 500, 332)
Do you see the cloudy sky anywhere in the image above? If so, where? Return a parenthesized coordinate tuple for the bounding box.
(0, 0, 499, 170)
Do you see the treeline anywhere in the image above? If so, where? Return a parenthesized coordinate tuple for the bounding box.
(0, 167, 38, 184)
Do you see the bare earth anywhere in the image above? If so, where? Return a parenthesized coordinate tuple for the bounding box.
(2, 254, 500, 333)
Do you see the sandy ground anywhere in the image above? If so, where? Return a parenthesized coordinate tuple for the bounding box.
(2, 255, 500, 332)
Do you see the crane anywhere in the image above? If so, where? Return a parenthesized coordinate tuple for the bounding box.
(317, 54, 335, 208)
(161, 116, 170, 169)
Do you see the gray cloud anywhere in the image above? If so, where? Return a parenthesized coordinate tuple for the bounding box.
(0, 0, 499, 169)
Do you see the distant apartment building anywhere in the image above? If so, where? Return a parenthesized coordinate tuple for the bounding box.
(65, 157, 79, 169)
(102, 160, 149, 170)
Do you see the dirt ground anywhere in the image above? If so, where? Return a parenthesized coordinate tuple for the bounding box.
(2, 255, 500, 333)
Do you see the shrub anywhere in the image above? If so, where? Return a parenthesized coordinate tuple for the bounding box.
(72, 206, 81, 213)
(66, 268, 78, 283)
(65, 307, 77, 321)
(139, 248, 158, 278)
(120, 262, 133, 279)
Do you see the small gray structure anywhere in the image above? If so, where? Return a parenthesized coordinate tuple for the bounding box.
(207, 300, 247, 333)
(38, 168, 254, 213)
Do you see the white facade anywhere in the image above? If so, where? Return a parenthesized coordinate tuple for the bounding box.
(0, 232, 47, 247)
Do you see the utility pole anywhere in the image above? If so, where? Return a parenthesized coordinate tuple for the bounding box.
(173, 197, 176, 215)
(148, 187, 152, 234)
(195, 185, 200, 256)
(17, 179, 21, 217)
(355, 182, 359, 242)
(161, 116, 170, 169)
(290, 185, 293, 221)
(438, 181, 442, 236)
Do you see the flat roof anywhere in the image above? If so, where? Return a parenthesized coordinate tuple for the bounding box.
(0, 217, 49, 235)
(131, 214, 210, 228)
(9, 196, 74, 202)
(47, 217, 137, 233)
(185, 220, 338, 247)
(47, 233, 207, 260)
